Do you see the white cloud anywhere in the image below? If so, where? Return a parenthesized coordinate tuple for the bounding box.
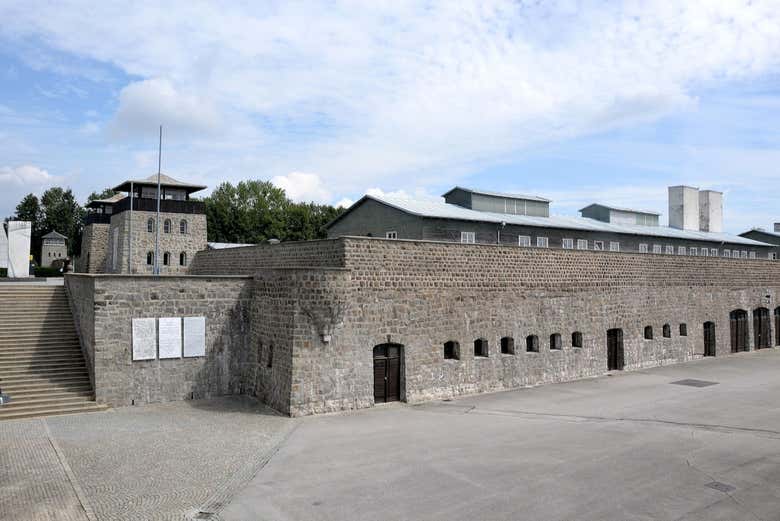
(0, 164, 56, 185)
(271, 172, 331, 203)
(334, 198, 354, 209)
(108, 78, 221, 139)
(2, 1, 780, 199)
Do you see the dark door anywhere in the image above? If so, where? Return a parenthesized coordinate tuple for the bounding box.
(753, 308, 770, 349)
(730, 310, 748, 352)
(703, 322, 716, 356)
(607, 328, 624, 371)
(373, 343, 402, 403)
(775, 308, 780, 346)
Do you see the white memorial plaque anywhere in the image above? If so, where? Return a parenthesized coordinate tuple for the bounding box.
(132, 318, 156, 360)
(158, 317, 182, 359)
(183, 317, 206, 357)
(0, 223, 8, 269)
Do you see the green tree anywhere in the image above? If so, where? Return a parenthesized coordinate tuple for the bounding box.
(204, 180, 343, 243)
(40, 187, 85, 256)
(87, 188, 118, 203)
(13, 194, 44, 262)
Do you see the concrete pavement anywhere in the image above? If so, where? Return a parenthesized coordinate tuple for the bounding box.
(222, 350, 780, 521)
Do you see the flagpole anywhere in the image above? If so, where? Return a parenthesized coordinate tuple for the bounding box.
(154, 125, 162, 275)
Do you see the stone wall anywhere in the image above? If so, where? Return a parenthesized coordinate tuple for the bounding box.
(65, 275, 96, 385)
(107, 210, 207, 274)
(275, 238, 780, 415)
(78, 223, 109, 273)
(65, 274, 254, 407)
(189, 239, 346, 275)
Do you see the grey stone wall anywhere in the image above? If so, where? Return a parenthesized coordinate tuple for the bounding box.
(65, 274, 254, 407)
(78, 223, 110, 273)
(189, 239, 345, 275)
(106, 210, 207, 274)
(65, 275, 96, 386)
(272, 238, 780, 415)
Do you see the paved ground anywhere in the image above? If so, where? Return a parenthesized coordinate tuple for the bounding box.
(0, 397, 295, 521)
(3, 352, 780, 520)
(222, 350, 780, 521)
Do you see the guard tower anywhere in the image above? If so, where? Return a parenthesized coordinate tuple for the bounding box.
(41, 231, 68, 267)
(79, 174, 207, 274)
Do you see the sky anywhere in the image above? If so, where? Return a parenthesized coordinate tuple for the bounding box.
(1, 1, 780, 234)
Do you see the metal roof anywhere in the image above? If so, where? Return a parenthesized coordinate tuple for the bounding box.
(43, 230, 67, 240)
(112, 173, 207, 193)
(86, 193, 126, 208)
(442, 186, 551, 203)
(207, 242, 255, 250)
(579, 203, 660, 216)
(740, 228, 780, 240)
(358, 194, 771, 247)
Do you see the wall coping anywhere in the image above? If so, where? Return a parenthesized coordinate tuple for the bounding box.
(338, 235, 775, 262)
(65, 273, 253, 280)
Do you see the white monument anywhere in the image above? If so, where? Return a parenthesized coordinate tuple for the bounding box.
(132, 318, 157, 360)
(0, 222, 8, 270)
(158, 317, 182, 358)
(6, 221, 32, 277)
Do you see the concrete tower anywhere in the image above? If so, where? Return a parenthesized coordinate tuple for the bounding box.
(668, 186, 700, 231)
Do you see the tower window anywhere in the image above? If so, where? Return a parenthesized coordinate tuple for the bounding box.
(179, 252, 187, 266)
(146, 251, 154, 265)
(147, 218, 154, 233)
(164, 219, 171, 234)
(443, 341, 459, 360)
(500, 337, 515, 354)
(180, 219, 188, 234)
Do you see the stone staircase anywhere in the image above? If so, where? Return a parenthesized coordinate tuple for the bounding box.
(0, 284, 108, 420)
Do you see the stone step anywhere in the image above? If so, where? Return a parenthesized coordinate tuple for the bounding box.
(0, 402, 109, 421)
(0, 324, 76, 333)
(0, 359, 86, 370)
(0, 338, 80, 346)
(0, 353, 85, 364)
(1, 394, 94, 408)
(0, 365, 88, 378)
(5, 388, 93, 401)
(0, 377, 92, 391)
(0, 347, 82, 356)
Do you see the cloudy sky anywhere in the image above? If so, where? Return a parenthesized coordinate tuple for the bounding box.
(1, 1, 780, 233)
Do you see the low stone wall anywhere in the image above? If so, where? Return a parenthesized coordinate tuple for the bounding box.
(65, 274, 254, 407)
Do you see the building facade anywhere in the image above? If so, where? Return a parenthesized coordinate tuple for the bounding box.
(327, 186, 772, 259)
(78, 174, 207, 274)
(41, 230, 68, 267)
(740, 225, 780, 261)
(67, 236, 780, 417)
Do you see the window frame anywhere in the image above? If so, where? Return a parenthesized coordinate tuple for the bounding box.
(652, 244, 662, 254)
(518, 235, 531, 247)
(550, 333, 562, 350)
(500, 337, 515, 355)
(593, 241, 604, 251)
(577, 239, 588, 250)
(163, 219, 171, 234)
(665, 245, 674, 255)
(147, 218, 154, 233)
(385, 231, 398, 239)
(689, 247, 698, 256)
(536, 236, 549, 248)
(609, 241, 620, 252)
(562, 238, 574, 249)
(571, 331, 583, 348)
(460, 231, 476, 244)
(179, 251, 187, 266)
(146, 251, 154, 265)
(639, 243, 648, 254)
(443, 341, 460, 360)
(180, 219, 188, 234)
(662, 324, 671, 338)
(644, 325, 654, 340)
(679, 323, 688, 336)
(526, 335, 539, 353)
(473, 338, 489, 358)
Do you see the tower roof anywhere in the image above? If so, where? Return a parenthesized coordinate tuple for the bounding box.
(112, 173, 207, 194)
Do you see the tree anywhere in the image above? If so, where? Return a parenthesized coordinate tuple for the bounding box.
(14, 194, 43, 235)
(40, 187, 85, 256)
(87, 188, 118, 203)
(204, 180, 343, 243)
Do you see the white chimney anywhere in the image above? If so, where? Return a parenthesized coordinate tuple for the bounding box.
(698, 190, 723, 233)
(668, 186, 699, 231)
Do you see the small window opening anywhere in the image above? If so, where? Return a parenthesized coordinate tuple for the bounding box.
(146, 251, 154, 265)
(180, 219, 188, 234)
(550, 333, 562, 350)
(164, 219, 171, 234)
(526, 335, 539, 353)
(571, 331, 583, 348)
(663, 324, 671, 338)
(443, 341, 459, 360)
(679, 323, 688, 336)
(644, 326, 653, 340)
(147, 218, 154, 233)
(500, 337, 515, 354)
(474, 338, 488, 357)
(267, 345, 273, 368)
(179, 252, 187, 266)
(163, 252, 171, 266)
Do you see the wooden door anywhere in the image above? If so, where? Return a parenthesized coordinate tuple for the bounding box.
(373, 344, 401, 403)
(730, 310, 748, 352)
(703, 322, 716, 357)
(607, 329, 624, 371)
(754, 308, 770, 349)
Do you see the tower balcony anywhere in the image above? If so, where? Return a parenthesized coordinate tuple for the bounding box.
(113, 197, 205, 215)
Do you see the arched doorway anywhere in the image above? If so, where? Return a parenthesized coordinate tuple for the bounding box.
(703, 322, 716, 356)
(730, 310, 749, 352)
(373, 343, 402, 403)
(754, 308, 771, 349)
(607, 328, 624, 371)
